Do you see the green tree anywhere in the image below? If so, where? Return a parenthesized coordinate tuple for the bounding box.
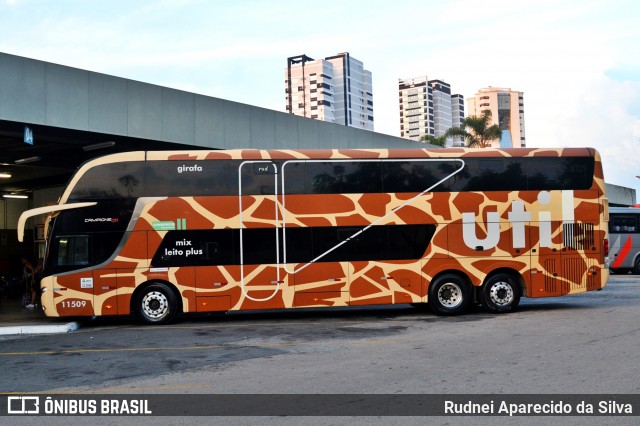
(445, 110, 502, 148)
(419, 134, 447, 147)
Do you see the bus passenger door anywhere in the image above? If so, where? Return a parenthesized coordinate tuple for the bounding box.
(238, 161, 286, 309)
(284, 223, 349, 307)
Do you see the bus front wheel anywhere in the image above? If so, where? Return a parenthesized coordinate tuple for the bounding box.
(428, 274, 471, 316)
(481, 273, 521, 313)
(137, 283, 178, 325)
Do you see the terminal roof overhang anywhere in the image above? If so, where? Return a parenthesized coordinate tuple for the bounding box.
(0, 119, 199, 195)
(0, 52, 417, 198)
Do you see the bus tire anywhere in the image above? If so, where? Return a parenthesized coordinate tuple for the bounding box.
(427, 274, 471, 316)
(481, 273, 521, 314)
(633, 258, 640, 275)
(137, 283, 178, 325)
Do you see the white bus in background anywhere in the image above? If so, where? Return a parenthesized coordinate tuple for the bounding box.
(609, 207, 640, 274)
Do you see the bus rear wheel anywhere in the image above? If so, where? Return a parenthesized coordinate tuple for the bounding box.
(428, 274, 471, 316)
(481, 273, 521, 313)
(633, 258, 640, 275)
(137, 283, 178, 325)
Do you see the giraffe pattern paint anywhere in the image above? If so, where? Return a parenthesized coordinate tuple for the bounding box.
(36, 147, 609, 318)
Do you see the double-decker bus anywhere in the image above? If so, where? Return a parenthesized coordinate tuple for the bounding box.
(18, 147, 609, 324)
(608, 206, 640, 274)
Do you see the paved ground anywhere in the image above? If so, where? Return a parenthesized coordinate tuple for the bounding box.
(1, 274, 638, 425)
(0, 297, 80, 335)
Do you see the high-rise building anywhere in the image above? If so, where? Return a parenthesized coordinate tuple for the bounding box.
(451, 94, 465, 147)
(398, 76, 464, 146)
(467, 87, 526, 148)
(430, 80, 453, 142)
(285, 53, 373, 130)
(399, 76, 430, 141)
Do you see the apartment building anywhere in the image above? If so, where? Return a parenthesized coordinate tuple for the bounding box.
(398, 76, 464, 146)
(467, 87, 526, 148)
(286, 53, 373, 130)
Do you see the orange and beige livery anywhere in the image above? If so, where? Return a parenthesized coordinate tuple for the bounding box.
(18, 147, 609, 324)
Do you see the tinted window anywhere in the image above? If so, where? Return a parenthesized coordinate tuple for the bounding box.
(304, 161, 383, 194)
(147, 161, 234, 196)
(152, 229, 237, 267)
(382, 160, 462, 193)
(151, 225, 436, 267)
(45, 231, 126, 274)
(92, 232, 125, 265)
(283, 160, 462, 194)
(281, 162, 306, 194)
(285, 224, 435, 263)
(54, 235, 90, 266)
(239, 162, 277, 195)
(44, 199, 136, 274)
(524, 157, 594, 190)
(451, 157, 595, 192)
(69, 156, 595, 200)
(609, 215, 639, 233)
(69, 162, 146, 200)
(50, 199, 135, 234)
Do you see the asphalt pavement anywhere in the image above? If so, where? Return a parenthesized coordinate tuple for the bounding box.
(0, 297, 80, 336)
(0, 271, 631, 336)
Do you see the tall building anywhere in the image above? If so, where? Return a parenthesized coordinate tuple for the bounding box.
(399, 76, 430, 141)
(398, 76, 464, 146)
(285, 54, 335, 124)
(450, 94, 465, 147)
(285, 53, 374, 130)
(467, 87, 526, 148)
(430, 80, 453, 141)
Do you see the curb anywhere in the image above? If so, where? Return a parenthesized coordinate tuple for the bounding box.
(0, 322, 81, 336)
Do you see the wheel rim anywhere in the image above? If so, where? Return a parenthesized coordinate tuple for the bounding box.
(488, 281, 514, 307)
(141, 290, 169, 319)
(437, 282, 463, 308)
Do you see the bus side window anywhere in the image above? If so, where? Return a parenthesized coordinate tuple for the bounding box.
(610, 215, 638, 233)
(55, 235, 90, 266)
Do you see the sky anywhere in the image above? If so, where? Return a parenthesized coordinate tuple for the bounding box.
(1, 0, 639, 191)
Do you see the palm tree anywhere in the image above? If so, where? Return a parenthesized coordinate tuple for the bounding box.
(419, 134, 447, 147)
(445, 110, 502, 148)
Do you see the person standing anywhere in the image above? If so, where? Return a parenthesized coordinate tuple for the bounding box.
(21, 257, 36, 309)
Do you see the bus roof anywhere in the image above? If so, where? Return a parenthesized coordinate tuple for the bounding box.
(610, 206, 640, 214)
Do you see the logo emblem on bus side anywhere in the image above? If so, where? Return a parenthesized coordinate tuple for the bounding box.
(84, 217, 119, 223)
(461, 190, 572, 250)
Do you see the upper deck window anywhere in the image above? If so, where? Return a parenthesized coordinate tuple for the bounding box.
(67, 156, 595, 200)
(69, 162, 146, 200)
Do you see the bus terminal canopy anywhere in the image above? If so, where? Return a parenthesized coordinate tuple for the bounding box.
(0, 51, 415, 198)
